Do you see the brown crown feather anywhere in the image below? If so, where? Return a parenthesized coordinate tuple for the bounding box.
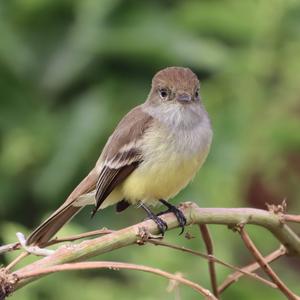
(152, 67, 199, 91)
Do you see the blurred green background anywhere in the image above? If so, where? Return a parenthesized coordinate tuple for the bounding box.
(1, 0, 300, 299)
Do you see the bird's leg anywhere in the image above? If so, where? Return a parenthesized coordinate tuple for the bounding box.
(158, 199, 187, 235)
(140, 203, 168, 236)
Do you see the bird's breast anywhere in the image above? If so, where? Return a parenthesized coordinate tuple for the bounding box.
(121, 122, 212, 204)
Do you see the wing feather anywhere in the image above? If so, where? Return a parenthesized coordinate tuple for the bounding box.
(92, 148, 141, 216)
(91, 105, 153, 216)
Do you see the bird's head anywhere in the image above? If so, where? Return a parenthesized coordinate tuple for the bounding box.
(147, 67, 201, 107)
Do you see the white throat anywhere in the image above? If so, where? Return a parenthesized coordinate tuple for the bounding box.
(143, 102, 209, 130)
(142, 102, 213, 155)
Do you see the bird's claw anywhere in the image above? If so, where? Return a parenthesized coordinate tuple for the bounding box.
(158, 200, 187, 235)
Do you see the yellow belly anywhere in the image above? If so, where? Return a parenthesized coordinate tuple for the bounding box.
(103, 120, 212, 208)
(121, 148, 209, 205)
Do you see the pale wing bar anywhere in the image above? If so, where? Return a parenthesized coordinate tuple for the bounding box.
(92, 148, 141, 216)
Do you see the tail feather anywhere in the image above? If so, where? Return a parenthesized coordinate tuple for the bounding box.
(26, 169, 98, 246)
(26, 204, 82, 246)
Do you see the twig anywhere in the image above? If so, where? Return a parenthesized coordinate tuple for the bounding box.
(199, 224, 219, 298)
(45, 228, 114, 246)
(239, 226, 300, 300)
(16, 261, 218, 299)
(0, 243, 20, 255)
(283, 214, 300, 223)
(147, 239, 276, 289)
(218, 246, 286, 293)
(5, 253, 28, 271)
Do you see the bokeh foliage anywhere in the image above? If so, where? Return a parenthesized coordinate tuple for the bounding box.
(1, 0, 300, 299)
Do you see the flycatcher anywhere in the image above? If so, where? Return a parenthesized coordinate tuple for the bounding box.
(27, 66, 213, 246)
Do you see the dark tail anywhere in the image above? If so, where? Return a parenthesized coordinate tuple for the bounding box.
(26, 204, 82, 246)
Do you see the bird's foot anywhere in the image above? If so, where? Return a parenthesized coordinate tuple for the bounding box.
(158, 200, 187, 235)
(140, 203, 168, 236)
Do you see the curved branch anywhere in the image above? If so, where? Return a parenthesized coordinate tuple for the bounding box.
(17, 261, 217, 299)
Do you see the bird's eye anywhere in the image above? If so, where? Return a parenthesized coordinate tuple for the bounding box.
(159, 88, 169, 99)
(195, 89, 200, 100)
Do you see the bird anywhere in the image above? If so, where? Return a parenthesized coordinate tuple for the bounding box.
(26, 66, 213, 246)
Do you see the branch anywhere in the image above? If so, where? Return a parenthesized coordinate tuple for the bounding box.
(218, 246, 286, 293)
(4, 202, 300, 297)
(45, 228, 114, 246)
(0, 243, 20, 255)
(17, 261, 217, 299)
(239, 226, 300, 300)
(147, 239, 276, 288)
(0, 229, 113, 258)
(199, 224, 219, 298)
(283, 214, 300, 223)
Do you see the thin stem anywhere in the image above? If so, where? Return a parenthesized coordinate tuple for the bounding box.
(218, 246, 286, 293)
(147, 239, 276, 289)
(283, 214, 300, 223)
(199, 225, 219, 298)
(0, 243, 20, 255)
(5, 253, 28, 271)
(239, 227, 300, 300)
(45, 228, 114, 246)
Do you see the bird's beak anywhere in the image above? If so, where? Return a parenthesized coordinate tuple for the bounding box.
(177, 92, 192, 103)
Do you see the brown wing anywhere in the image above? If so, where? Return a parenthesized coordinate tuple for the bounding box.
(91, 105, 153, 215)
(91, 160, 139, 216)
